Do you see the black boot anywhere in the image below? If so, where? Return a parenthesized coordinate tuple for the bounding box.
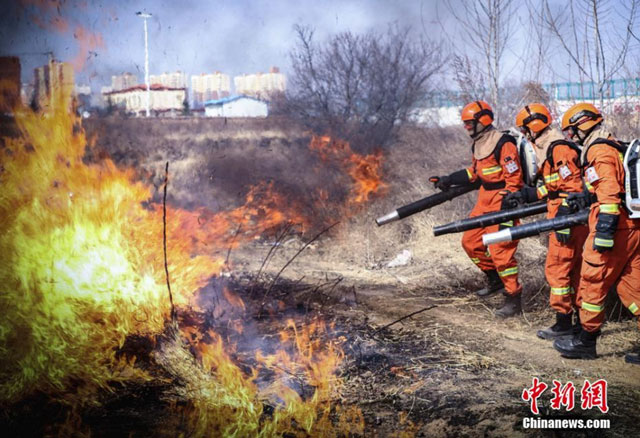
(537, 312, 573, 340)
(553, 329, 600, 359)
(476, 269, 505, 297)
(495, 293, 522, 318)
(572, 311, 582, 334)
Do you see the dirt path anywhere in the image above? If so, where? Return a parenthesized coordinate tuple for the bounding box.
(233, 240, 640, 437)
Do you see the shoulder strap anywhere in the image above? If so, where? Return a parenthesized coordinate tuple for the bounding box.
(546, 139, 582, 169)
(493, 133, 517, 162)
(582, 138, 627, 167)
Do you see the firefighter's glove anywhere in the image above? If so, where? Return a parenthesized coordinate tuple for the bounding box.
(498, 190, 515, 230)
(430, 169, 470, 191)
(555, 202, 573, 244)
(430, 175, 451, 191)
(593, 212, 619, 253)
(565, 192, 594, 212)
(503, 186, 537, 209)
(500, 190, 517, 210)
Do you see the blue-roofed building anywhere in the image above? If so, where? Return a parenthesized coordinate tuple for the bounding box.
(203, 95, 268, 118)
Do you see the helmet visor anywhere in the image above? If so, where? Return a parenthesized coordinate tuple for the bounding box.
(568, 109, 599, 125)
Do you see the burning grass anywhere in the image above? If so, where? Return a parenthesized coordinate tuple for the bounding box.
(5, 84, 639, 436)
(0, 88, 379, 436)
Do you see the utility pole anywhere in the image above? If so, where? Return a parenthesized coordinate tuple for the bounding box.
(136, 12, 152, 117)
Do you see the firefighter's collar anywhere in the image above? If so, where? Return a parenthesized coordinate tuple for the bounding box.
(472, 126, 502, 160)
(533, 127, 565, 165)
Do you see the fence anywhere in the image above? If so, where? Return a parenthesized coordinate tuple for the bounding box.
(543, 78, 640, 101)
(423, 78, 640, 108)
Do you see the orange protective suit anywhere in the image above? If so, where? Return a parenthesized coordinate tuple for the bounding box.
(577, 128, 640, 332)
(461, 127, 524, 296)
(532, 129, 589, 315)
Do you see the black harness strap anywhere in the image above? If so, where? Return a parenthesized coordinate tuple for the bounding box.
(545, 139, 582, 170)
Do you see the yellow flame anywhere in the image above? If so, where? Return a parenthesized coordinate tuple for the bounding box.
(1, 86, 168, 404)
(0, 84, 366, 436)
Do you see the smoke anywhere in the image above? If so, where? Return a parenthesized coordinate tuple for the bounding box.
(4, 0, 106, 79)
(70, 25, 105, 71)
(2, 0, 439, 87)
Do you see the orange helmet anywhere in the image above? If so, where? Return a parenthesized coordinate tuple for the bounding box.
(461, 100, 494, 127)
(515, 103, 551, 135)
(561, 103, 603, 133)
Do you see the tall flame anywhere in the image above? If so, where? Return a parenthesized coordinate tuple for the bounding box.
(0, 84, 365, 435)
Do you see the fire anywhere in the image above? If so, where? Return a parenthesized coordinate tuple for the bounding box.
(0, 80, 364, 434)
(310, 135, 387, 208)
(169, 319, 364, 437)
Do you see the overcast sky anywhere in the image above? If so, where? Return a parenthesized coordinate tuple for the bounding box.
(1, 0, 638, 92)
(1, 0, 443, 88)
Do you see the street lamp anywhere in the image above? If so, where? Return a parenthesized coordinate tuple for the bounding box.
(136, 11, 152, 117)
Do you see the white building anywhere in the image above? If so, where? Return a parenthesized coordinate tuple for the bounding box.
(150, 71, 186, 89)
(191, 72, 231, 108)
(111, 72, 138, 91)
(204, 95, 268, 118)
(104, 84, 186, 116)
(234, 66, 285, 99)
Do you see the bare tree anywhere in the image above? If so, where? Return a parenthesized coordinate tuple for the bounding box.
(285, 25, 447, 150)
(451, 54, 488, 103)
(541, 0, 639, 107)
(522, 3, 556, 84)
(444, 0, 516, 122)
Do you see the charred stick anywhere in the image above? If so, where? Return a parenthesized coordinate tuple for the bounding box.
(326, 277, 343, 296)
(372, 305, 437, 335)
(250, 222, 293, 296)
(163, 161, 177, 324)
(260, 221, 340, 314)
(225, 223, 243, 266)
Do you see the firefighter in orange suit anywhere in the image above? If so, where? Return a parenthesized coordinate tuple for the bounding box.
(430, 100, 524, 317)
(506, 103, 588, 339)
(553, 103, 640, 363)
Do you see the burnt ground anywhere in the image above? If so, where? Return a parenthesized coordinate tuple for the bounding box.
(226, 235, 640, 438)
(5, 118, 638, 437)
(3, 233, 639, 438)
(77, 116, 640, 438)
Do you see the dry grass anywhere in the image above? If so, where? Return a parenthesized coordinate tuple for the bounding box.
(326, 123, 549, 308)
(75, 115, 640, 437)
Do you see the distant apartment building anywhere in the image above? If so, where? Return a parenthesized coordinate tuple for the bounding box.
(150, 71, 186, 89)
(191, 72, 231, 108)
(21, 82, 34, 107)
(104, 84, 186, 116)
(34, 59, 74, 110)
(111, 72, 138, 91)
(0, 56, 21, 113)
(234, 66, 285, 99)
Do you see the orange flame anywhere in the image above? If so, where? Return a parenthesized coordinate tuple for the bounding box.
(1, 77, 366, 436)
(310, 135, 386, 208)
(222, 286, 245, 310)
